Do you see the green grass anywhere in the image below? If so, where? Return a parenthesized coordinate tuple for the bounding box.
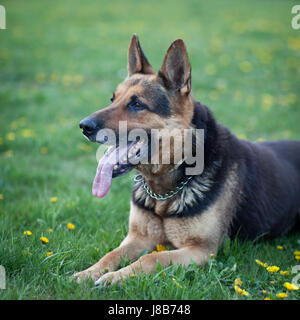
(0, 0, 300, 300)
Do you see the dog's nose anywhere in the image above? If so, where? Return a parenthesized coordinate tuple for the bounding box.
(79, 117, 99, 140)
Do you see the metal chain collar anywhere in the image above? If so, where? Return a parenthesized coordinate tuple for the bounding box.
(134, 174, 193, 201)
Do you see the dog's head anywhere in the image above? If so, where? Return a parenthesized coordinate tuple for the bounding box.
(80, 35, 197, 198)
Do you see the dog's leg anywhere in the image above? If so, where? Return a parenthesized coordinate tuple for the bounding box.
(95, 245, 214, 285)
(73, 203, 165, 282)
(73, 234, 157, 282)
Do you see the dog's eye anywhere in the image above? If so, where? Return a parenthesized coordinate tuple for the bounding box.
(133, 101, 145, 109)
(127, 99, 147, 112)
(110, 93, 115, 102)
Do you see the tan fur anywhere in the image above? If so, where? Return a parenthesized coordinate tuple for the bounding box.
(74, 35, 240, 285)
(74, 164, 239, 284)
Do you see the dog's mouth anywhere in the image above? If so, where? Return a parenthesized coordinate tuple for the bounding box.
(92, 139, 147, 198)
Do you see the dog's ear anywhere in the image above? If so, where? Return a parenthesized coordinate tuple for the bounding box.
(159, 39, 191, 94)
(128, 34, 155, 76)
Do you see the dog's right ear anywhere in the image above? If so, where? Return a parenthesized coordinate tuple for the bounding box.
(128, 34, 155, 76)
(158, 39, 191, 95)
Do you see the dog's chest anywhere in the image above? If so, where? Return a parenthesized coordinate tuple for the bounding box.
(162, 213, 220, 248)
(129, 202, 221, 249)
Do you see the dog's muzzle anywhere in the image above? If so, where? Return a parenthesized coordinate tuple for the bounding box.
(79, 117, 100, 142)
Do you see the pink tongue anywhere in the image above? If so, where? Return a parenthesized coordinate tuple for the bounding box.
(92, 145, 129, 198)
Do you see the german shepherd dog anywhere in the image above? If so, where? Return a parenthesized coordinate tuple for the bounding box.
(75, 35, 300, 285)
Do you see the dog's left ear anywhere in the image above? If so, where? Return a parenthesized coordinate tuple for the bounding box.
(159, 39, 191, 95)
(128, 34, 155, 76)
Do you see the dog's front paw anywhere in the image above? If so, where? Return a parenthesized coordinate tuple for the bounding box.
(72, 269, 101, 283)
(95, 271, 122, 286)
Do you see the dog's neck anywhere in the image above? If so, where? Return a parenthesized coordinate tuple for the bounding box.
(132, 101, 231, 217)
(136, 163, 186, 196)
(135, 100, 214, 196)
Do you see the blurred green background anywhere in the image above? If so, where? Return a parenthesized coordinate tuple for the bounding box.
(0, 0, 299, 299)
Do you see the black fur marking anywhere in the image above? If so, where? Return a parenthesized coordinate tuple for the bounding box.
(132, 102, 230, 217)
(141, 82, 171, 117)
(229, 140, 300, 239)
(132, 100, 300, 240)
(151, 91, 171, 117)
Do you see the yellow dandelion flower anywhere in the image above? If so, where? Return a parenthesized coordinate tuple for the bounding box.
(258, 52, 272, 65)
(234, 285, 249, 296)
(209, 90, 219, 101)
(264, 297, 271, 300)
(287, 37, 300, 50)
(24, 230, 32, 236)
(205, 64, 216, 76)
(6, 132, 15, 141)
(283, 130, 291, 139)
(47, 228, 53, 233)
(280, 271, 289, 276)
(62, 74, 72, 86)
(266, 266, 280, 273)
(156, 244, 167, 252)
(35, 73, 46, 83)
(50, 197, 57, 203)
(17, 117, 26, 126)
(293, 251, 300, 256)
(40, 236, 49, 244)
(3, 150, 13, 158)
(79, 143, 92, 152)
(255, 259, 267, 267)
(233, 90, 242, 102)
(239, 61, 252, 73)
(50, 73, 59, 83)
(67, 223, 75, 230)
(0, 194, 3, 200)
(276, 292, 288, 299)
(237, 133, 247, 140)
(283, 282, 299, 291)
(172, 278, 183, 288)
(151, 250, 158, 254)
(40, 147, 48, 154)
(234, 278, 243, 287)
(276, 245, 284, 250)
(46, 252, 53, 257)
(270, 280, 276, 285)
(286, 93, 297, 105)
(261, 94, 274, 111)
(21, 129, 34, 138)
(295, 255, 300, 261)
